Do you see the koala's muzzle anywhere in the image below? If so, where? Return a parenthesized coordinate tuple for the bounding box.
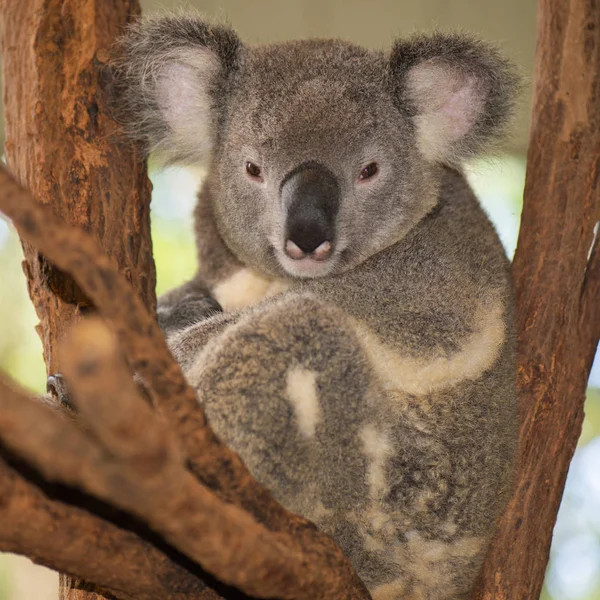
(281, 162, 340, 261)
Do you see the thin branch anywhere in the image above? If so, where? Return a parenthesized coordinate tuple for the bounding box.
(0, 454, 215, 600)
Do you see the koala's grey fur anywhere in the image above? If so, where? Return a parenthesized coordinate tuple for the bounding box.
(113, 14, 519, 599)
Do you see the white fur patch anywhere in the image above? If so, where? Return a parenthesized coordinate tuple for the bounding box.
(360, 425, 393, 499)
(311, 500, 334, 521)
(285, 367, 321, 438)
(371, 532, 485, 599)
(404, 531, 484, 598)
(370, 580, 408, 600)
(352, 300, 505, 396)
(213, 268, 290, 311)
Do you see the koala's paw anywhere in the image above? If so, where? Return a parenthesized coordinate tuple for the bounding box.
(157, 295, 222, 334)
(45, 373, 77, 417)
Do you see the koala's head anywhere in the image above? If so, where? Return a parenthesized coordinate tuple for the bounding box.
(113, 15, 519, 279)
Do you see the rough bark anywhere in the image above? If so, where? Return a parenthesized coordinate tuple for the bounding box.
(0, 1, 152, 599)
(473, 0, 600, 597)
(0, 0, 155, 374)
(0, 162, 322, 536)
(0, 447, 212, 600)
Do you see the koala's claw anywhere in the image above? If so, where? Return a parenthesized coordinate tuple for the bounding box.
(157, 295, 223, 334)
(187, 296, 222, 313)
(46, 373, 73, 408)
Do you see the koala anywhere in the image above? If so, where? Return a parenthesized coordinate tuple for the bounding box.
(111, 14, 519, 600)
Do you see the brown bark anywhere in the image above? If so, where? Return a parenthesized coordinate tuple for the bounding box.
(1, 1, 152, 599)
(473, 0, 600, 597)
(0, 0, 155, 374)
(0, 447, 212, 600)
(0, 161, 320, 535)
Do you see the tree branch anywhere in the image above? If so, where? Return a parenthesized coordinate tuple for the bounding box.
(473, 0, 600, 596)
(0, 315, 370, 599)
(0, 451, 215, 600)
(0, 156, 371, 598)
(0, 162, 304, 532)
(0, 0, 155, 376)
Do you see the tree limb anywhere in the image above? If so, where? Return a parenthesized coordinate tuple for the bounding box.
(473, 0, 600, 596)
(0, 451, 215, 600)
(0, 154, 371, 598)
(0, 161, 307, 533)
(0, 314, 370, 599)
(1, 4, 155, 595)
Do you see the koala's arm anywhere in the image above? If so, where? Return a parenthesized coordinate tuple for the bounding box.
(156, 182, 250, 327)
(156, 276, 223, 335)
(157, 276, 211, 309)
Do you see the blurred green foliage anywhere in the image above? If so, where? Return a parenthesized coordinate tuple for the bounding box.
(152, 218, 197, 297)
(0, 219, 47, 391)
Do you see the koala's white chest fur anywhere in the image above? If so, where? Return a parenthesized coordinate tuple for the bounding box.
(212, 268, 291, 311)
(350, 299, 506, 397)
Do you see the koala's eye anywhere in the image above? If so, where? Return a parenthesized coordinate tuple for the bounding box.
(358, 162, 379, 181)
(245, 161, 263, 180)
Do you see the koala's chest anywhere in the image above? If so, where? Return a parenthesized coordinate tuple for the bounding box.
(212, 268, 291, 311)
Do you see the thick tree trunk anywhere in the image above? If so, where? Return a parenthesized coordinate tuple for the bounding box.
(474, 0, 600, 597)
(0, 0, 155, 373)
(0, 1, 153, 599)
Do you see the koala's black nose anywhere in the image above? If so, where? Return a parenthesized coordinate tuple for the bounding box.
(281, 161, 340, 259)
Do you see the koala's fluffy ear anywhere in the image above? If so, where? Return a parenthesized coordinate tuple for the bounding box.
(388, 33, 520, 164)
(111, 14, 242, 164)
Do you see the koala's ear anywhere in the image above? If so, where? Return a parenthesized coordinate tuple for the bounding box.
(388, 33, 520, 164)
(111, 14, 243, 164)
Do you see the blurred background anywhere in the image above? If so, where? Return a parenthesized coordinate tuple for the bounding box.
(1, 0, 599, 599)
